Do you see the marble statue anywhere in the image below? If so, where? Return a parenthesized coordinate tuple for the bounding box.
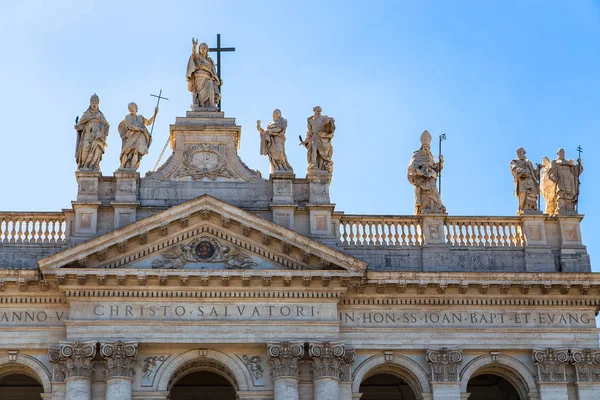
(74, 93, 109, 171)
(546, 148, 583, 214)
(257, 109, 293, 173)
(117, 103, 158, 170)
(302, 106, 335, 173)
(540, 157, 557, 215)
(510, 147, 540, 214)
(407, 130, 446, 215)
(186, 38, 221, 109)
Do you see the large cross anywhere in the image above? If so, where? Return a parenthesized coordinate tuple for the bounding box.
(209, 34, 235, 111)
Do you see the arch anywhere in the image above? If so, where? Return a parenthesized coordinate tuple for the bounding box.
(460, 354, 538, 400)
(0, 353, 52, 393)
(155, 349, 253, 392)
(352, 354, 431, 397)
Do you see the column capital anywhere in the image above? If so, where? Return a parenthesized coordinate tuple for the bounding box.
(100, 341, 139, 379)
(532, 347, 569, 382)
(267, 341, 304, 379)
(55, 341, 97, 380)
(309, 342, 350, 380)
(570, 348, 600, 383)
(425, 348, 463, 382)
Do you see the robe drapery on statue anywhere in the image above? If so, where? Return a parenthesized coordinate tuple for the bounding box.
(75, 95, 109, 171)
(407, 130, 446, 215)
(118, 114, 152, 171)
(186, 50, 221, 109)
(258, 112, 293, 173)
(548, 149, 583, 214)
(305, 109, 335, 173)
(510, 148, 540, 214)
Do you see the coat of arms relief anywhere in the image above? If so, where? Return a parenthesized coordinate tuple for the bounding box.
(151, 236, 257, 270)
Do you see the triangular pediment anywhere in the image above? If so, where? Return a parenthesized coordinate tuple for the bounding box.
(38, 195, 366, 274)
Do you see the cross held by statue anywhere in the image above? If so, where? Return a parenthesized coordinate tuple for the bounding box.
(209, 34, 236, 111)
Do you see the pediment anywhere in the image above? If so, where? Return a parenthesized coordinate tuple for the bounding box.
(38, 195, 366, 273)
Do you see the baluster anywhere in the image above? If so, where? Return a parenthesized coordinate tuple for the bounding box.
(445, 222, 453, 245)
(516, 223, 525, 246)
(22, 218, 31, 243)
(371, 222, 379, 246)
(339, 222, 347, 245)
(406, 222, 414, 245)
(358, 221, 366, 246)
(9, 219, 17, 243)
(0, 218, 5, 242)
(55, 219, 63, 243)
(392, 222, 400, 246)
(347, 221, 355, 245)
(385, 221, 393, 246)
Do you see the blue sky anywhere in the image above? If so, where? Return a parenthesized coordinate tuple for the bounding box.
(1, 1, 599, 269)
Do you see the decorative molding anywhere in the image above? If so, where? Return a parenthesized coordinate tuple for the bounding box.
(426, 348, 463, 382)
(570, 349, 600, 383)
(532, 348, 569, 382)
(338, 348, 356, 382)
(267, 342, 304, 379)
(100, 341, 138, 379)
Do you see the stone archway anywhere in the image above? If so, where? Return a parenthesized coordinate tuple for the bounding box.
(352, 354, 432, 399)
(170, 370, 237, 400)
(460, 354, 538, 400)
(0, 353, 52, 394)
(155, 349, 253, 394)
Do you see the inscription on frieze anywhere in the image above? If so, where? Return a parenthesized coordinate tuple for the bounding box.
(338, 309, 595, 328)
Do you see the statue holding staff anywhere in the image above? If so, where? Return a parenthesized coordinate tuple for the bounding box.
(547, 148, 583, 214)
(407, 130, 446, 215)
(118, 103, 158, 170)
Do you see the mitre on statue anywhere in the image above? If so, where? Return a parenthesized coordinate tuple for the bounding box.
(420, 130, 432, 146)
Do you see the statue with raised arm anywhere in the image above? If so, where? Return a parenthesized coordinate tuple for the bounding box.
(186, 38, 221, 110)
(510, 147, 540, 215)
(407, 130, 446, 215)
(117, 103, 158, 170)
(302, 106, 335, 174)
(540, 157, 557, 215)
(75, 93, 110, 171)
(547, 148, 583, 214)
(257, 109, 293, 173)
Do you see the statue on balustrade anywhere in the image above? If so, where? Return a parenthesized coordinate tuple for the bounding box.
(407, 130, 446, 215)
(257, 109, 293, 173)
(186, 38, 221, 110)
(540, 157, 557, 215)
(510, 147, 540, 215)
(301, 106, 335, 174)
(74, 93, 110, 171)
(117, 103, 158, 171)
(543, 148, 583, 214)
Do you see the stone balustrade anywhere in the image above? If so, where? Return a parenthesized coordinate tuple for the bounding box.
(0, 212, 67, 244)
(338, 215, 525, 248)
(444, 217, 524, 247)
(339, 216, 423, 247)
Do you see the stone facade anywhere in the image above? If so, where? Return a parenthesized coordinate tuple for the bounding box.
(0, 58, 598, 400)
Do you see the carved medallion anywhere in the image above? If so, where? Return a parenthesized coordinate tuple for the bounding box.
(152, 236, 257, 270)
(176, 144, 234, 180)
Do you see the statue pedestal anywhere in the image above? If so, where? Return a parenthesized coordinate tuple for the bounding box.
(75, 171, 101, 202)
(114, 170, 140, 203)
(306, 171, 331, 205)
(557, 214, 590, 272)
(521, 214, 555, 272)
(270, 173, 296, 230)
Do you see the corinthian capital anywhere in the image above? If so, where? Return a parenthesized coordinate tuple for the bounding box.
(426, 348, 463, 382)
(338, 348, 356, 382)
(60, 341, 97, 379)
(309, 342, 347, 379)
(48, 348, 67, 382)
(100, 341, 139, 379)
(267, 342, 304, 379)
(570, 348, 600, 382)
(532, 348, 569, 382)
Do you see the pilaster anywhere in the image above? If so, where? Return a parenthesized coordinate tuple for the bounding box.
(268, 342, 304, 400)
(100, 341, 138, 400)
(532, 348, 569, 400)
(571, 349, 600, 400)
(426, 348, 463, 400)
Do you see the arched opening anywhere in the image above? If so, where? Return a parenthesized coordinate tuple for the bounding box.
(0, 373, 44, 400)
(467, 373, 521, 400)
(168, 358, 239, 400)
(359, 372, 418, 400)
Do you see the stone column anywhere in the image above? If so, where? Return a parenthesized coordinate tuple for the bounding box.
(533, 348, 570, 400)
(309, 342, 348, 400)
(51, 341, 97, 400)
(570, 349, 600, 400)
(426, 348, 463, 400)
(100, 341, 138, 400)
(268, 342, 305, 400)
